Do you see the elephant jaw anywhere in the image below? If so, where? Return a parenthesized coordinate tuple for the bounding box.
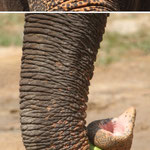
(87, 107, 136, 150)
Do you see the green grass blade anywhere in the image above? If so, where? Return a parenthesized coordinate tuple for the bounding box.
(89, 142, 102, 150)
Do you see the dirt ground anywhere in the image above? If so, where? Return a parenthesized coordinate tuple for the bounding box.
(0, 46, 150, 150)
(0, 14, 150, 150)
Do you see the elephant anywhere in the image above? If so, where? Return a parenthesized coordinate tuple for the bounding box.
(0, 0, 150, 11)
(20, 13, 136, 150)
(0, 0, 29, 11)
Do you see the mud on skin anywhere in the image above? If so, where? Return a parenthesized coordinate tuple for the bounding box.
(1, 0, 150, 11)
(26, 0, 150, 11)
(27, 0, 135, 11)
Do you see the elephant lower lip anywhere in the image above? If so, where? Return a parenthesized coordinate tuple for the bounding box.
(99, 107, 136, 137)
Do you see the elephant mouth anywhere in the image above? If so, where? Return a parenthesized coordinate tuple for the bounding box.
(99, 107, 136, 137)
(87, 107, 136, 149)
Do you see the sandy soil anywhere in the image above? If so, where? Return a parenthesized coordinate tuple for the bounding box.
(0, 47, 24, 150)
(0, 46, 150, 150)
(87, 53, 150, 150)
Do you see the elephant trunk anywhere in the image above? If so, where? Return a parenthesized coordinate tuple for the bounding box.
(26, 0, 139, 11)
(20, 14, 107, 150)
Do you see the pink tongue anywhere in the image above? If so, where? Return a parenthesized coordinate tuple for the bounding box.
(100, 119, 125, 136)
(99, 107, 136, 136)
(99, 122, 114, 133)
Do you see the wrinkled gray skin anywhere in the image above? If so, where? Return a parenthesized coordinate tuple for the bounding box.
(1, 1, 149, 149)
(1, 0, 149, 149)
(0, 0, 150, 11)
(20, 13, 108, 150)
(1, 1, 148, 150)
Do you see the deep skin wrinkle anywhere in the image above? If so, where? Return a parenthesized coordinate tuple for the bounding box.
(20, 13, 108, 150)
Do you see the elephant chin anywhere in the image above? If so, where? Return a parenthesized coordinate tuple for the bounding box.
(87, 107, 136, 150)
